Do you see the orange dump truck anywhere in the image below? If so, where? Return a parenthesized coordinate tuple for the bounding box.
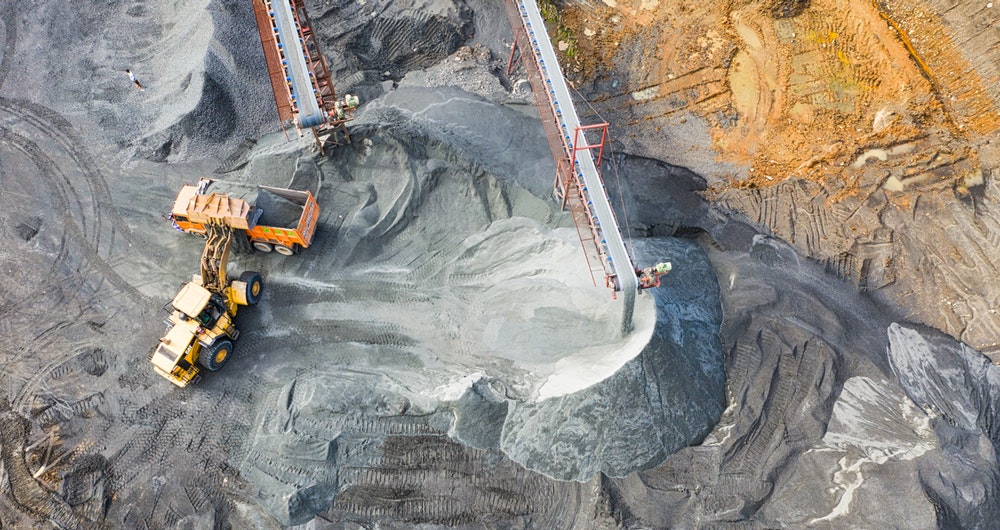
(170, 177, 319, 255)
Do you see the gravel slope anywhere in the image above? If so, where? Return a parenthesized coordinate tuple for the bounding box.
(0, 0, 998, 528)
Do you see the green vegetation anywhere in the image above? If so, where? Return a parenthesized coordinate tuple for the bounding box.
(538, 0, 578, 58)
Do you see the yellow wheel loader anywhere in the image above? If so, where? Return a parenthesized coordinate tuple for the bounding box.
(150, 222, 264, 387)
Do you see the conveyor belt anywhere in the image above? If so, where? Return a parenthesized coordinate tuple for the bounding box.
(507, 0, 638, 332)
(260, 0, 325, 128)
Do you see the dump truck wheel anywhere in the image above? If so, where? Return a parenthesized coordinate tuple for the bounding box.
(253, 242, 273, 253)
(239, 271, 264, 306)
(198, 339, 233, 372)
(274, 244, 294, 256)
(193, 231, 208, 240)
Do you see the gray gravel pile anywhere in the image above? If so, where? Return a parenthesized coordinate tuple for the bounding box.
(1, 0, 999, 528)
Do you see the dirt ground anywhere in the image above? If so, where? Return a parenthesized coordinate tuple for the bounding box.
(562, 0, 999, 191)
(558, 0, 1000, 357)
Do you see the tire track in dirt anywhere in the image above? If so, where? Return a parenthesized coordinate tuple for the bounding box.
(326, 433, 579, 527)
(0, 228, 72, 318)
(0, 403, 104, 529)
(0, 114, 74, 319)
(0, 127, 153, 307)
(597, 76, 731, 125)
(22, 347, 112, 424)
(715, 165, 1000, 353)
(716, 323, 835, 517)
(0, 97, 156, 255)
(238, 371, 590, 527)
(101, 373, 260, 527)
(0, 102, 106, 250)
(0, 0, 17, 89)
(275, 277, 430, 306)
(231, 318, 419, 374)
(867, 0, 995, 133)
(0, 94, 163, 342)
(0, 123, 156, 420)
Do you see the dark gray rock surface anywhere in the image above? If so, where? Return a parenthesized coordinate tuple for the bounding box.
(1, 0, 999, 528)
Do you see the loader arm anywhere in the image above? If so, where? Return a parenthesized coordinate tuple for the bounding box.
(201, 222, 234, 294)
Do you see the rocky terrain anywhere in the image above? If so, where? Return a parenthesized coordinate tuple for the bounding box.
(0, 0, 998, 529)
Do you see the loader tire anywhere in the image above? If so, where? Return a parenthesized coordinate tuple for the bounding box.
(198, 339, 233, 372)
(239, 271, 264, 306)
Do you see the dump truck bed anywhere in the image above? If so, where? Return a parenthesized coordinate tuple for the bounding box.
(246, 185, 319, 249)
(171, 179, 320, 250)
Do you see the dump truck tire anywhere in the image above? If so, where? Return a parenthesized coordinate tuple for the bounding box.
(253, 242, 273, 253)
(198, 340, 233, 372)
(274, 244, 294, 256)
(239, 271, 264, 306)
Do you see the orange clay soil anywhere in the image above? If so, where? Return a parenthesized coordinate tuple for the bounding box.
(558, 0, 1000, 198)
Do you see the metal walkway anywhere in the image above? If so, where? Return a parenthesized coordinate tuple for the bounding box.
(504, 0, 637, 333)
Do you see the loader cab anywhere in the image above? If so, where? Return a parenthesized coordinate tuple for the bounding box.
(150, 317, 202, 387)
(195, 294, 227, 329)
(171, 282, 216, 323)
